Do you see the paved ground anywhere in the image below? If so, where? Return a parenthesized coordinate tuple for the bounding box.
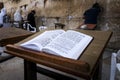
(0, 48, 115, 80)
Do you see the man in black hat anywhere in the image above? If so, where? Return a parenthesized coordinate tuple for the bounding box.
(27, 10, 36, 31)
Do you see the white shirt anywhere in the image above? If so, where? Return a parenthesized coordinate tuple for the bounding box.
(14, 9, 22, 22)
(0, 8, 6, 24)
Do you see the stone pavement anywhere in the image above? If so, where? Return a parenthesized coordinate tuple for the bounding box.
(0, 48, 115, 80)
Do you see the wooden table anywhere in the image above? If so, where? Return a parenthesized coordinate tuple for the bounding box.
(54, 23, 65, 29)
(78, 24, 97, 30)
(5, 29, 112, 80)
(0, 27, 33, 62)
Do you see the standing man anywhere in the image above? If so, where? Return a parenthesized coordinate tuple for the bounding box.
(83, 3, 101, 24)
(27, 10, 36, 31)
(0, 2, 6, 27)
(14, 8, 22, 28)
(78, 3, 102, 30)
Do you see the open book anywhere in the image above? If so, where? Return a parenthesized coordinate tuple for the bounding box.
(20, 30, 93, 60)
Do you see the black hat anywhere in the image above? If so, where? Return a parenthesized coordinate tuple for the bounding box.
(31, 10, 36, 14)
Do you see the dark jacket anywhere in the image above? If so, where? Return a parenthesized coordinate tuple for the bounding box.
(27, 11, 36, 27)
(83, 5, 101, 24)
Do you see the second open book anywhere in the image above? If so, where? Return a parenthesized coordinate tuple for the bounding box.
(20, 30, 93, 60)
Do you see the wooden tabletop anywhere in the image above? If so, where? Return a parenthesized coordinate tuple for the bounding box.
(0, 27, 33, 46)
(5, 29, 112, 79)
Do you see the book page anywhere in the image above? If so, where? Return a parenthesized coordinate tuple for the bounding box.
(20, 30, 65, 51)
(42, 30, 93, 60)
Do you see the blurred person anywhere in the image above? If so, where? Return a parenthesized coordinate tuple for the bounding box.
(13, 8, 22, 28)
(0, 3, 6, 27)
(27, 10, 36, 31)
(78, 3, 102, 30)
(14, 8, 22, 22)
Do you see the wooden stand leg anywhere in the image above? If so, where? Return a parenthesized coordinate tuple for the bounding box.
(24, 60, 37, 80)
(93, 56, 102, 80)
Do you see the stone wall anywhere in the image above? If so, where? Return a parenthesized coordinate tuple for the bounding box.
(1, 0, 120, 49)
(104, 0, 120, 49)
(2, 0, 105, 28)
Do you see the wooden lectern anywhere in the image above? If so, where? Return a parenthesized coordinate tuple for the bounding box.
(5, 29, 112, 80)
(0, 27, 33, 62)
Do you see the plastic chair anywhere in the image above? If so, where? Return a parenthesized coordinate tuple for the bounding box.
(23, 22, 36, 32)
(39, 26, 47, 31)
(110, 53, 117, 80)
(13, 21, 20, 28)
(110, 50, 120, 80)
